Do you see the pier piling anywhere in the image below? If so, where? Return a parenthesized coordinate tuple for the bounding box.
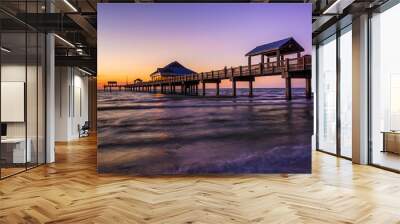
(249, 80, 253, 97)
(232, 80, 236, 97)
(285, 78, 292, 100)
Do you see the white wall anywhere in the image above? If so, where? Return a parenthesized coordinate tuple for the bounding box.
(1, 65, 37, 138)
(1, 63, 46, 164)
(55, 67, 89, 141)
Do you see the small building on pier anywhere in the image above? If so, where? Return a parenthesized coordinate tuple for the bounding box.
(134, 78, 143, 84)
(150, 61, 197, 81)
(245, 37, 304, 59)
(107, 81, 117, 87)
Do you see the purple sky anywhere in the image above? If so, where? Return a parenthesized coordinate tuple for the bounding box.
(98, 3, 311, 88)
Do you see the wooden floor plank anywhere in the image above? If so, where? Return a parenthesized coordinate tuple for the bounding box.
(0, 135, 400, 223)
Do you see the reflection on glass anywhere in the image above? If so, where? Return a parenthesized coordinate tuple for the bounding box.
(371, 3, 400, 171)
(340, 27, 352, 158)
(27, 31, 38, 169)
(318, 35, 337, 154)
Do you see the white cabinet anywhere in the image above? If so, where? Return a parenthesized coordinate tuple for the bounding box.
(1, 138, 32, 163)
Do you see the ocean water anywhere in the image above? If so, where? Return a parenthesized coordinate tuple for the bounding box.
(97, 88, 313, 174)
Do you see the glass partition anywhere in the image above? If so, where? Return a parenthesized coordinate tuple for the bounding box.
(1, 30, 28, 177)
(317, 35, 337, 154)
(0, 2, 46, 179)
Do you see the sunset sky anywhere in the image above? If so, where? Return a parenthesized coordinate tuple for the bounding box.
(98, 3, 311, 89)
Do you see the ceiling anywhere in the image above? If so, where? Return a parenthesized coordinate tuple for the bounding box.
(0, 0, 392, 75)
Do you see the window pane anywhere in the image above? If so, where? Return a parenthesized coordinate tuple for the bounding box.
(371, 3, 400, 171)
(317, 35, 337, 154)
(340, 27, 352, 158)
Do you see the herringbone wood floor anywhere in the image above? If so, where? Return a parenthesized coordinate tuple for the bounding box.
(1, 135, 400, 224)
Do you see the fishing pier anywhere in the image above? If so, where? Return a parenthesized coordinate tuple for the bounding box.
(104, 37, 312, 100)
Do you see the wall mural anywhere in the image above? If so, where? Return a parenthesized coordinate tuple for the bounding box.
(97, 3, 313, 175)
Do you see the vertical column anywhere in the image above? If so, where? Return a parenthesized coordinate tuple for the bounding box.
(202, 82, 206, 96)
(249, 80, 253, 97)
(216, 82, 220, 96)
(352, 14, 369, 164)
(285, 78, 292, 100)
(232, 79, 237, 97)
(46, 28, 56, 163)
(89, 77, 97, 132)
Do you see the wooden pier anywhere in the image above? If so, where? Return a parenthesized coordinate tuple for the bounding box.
(111, 55, 311, 100)
(103, 81, 127, 92)
(104, 38, 312, 100)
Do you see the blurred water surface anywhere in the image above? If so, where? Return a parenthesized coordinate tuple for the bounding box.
(97, 88, 313, 174)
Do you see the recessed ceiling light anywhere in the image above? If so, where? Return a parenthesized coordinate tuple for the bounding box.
(54, 34, 75, 48)
(1, 47, 11, 53)
(78, 67, 93, 76)
(63, 0, 78, 12)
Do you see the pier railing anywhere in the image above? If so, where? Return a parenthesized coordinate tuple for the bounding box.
(104, 55, 312, 99)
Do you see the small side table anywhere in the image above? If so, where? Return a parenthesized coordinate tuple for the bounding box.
(382, 131, 400, 154)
